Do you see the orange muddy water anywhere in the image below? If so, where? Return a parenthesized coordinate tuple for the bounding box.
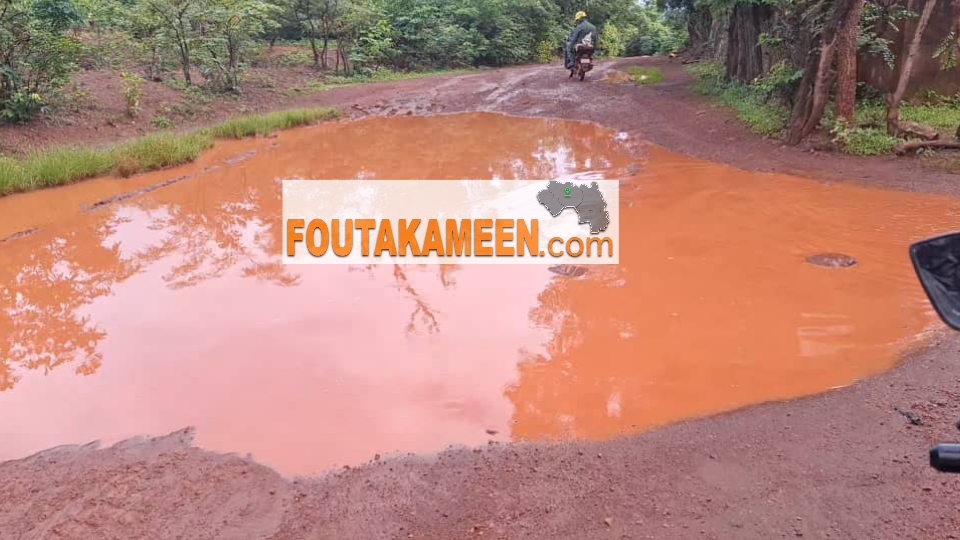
(0, 112, 957, 476)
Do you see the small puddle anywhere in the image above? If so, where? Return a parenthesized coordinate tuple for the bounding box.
(0, 112, 958, 476)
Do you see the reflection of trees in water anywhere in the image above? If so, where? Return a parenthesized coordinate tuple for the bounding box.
(135, 186, 300, 290)
(0, 116, 633, 391)
(487, 125, 622, 181)
(0, 222, 139, 391)
(504, 265, 631, 439)
(0, 179, 297, 392)
(351, 263, 460, 335)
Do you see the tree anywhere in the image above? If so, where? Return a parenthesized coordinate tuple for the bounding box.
(834, 0, 866, 122)
(198, 0, 281, 91)
(785, 0, 860, 145)
(138, 0, 205, 85)
(885, 0, 938, 135)
(0, 0, 85, 122)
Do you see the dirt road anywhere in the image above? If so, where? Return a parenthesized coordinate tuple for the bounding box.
(2, 58, 960, 539)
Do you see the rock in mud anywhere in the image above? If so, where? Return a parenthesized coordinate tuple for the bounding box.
(548, 265, 588, 277)
(805, 253, 857, 268)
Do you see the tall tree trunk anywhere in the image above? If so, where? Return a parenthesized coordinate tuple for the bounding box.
(886, 0, 939, 135)
(835, 0, 867, 122)
(685, 8, 713, 57)
(180, 44, 192, 85)
(321, 36, 329, 70)
(725, 2, 773, 82)
(785, 0, 855, 145)
(309, 36, 320, 67)
(711, 13, 729, 63)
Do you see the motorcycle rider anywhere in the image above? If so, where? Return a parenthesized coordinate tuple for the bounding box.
(565, 11, 597, 70)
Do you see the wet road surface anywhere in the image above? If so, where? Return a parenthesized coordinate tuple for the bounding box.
(1, 112, 959, 477)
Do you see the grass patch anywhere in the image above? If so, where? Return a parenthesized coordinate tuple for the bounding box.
(685, 61, 789, 136)
(289, 68, 474, 94)
(111, 131, 215, 177)
(854, 101, 960, 132)
(210, 107, 340, 139)
(683, 60, 944, 149)
(716, 83, 790, 136)
(832, 123, 900, 156)
(626, 66, 664, 84)
(0, 106, 340, 195)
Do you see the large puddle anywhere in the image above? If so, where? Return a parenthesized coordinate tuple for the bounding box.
(1, 112, 958, 475)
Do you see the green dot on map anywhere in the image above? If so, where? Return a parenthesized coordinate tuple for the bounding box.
(564, 186, 571, 196)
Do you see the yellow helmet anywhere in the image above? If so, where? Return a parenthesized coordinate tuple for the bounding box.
(574, 11, 586, 21)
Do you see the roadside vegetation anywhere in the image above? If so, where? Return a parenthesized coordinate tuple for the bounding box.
(0, 0, 688, 125)
(0, 107, 338, 195)
(0, 0, 690, 196)
(667, 0, 960, 162)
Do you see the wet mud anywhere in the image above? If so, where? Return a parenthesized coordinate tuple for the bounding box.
(1, 112, 959, 481)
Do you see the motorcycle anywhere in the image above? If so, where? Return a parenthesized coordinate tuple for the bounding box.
(569, 45, 594, 82)
(908, 231, 960, 473)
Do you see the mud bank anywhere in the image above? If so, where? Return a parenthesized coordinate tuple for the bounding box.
(1, 331, 958, 540)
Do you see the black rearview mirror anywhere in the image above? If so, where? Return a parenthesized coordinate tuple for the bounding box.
(909, 231, 960, 332)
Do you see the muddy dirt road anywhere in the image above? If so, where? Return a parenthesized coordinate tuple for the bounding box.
(307, 57, 960, 196)
(2, 58, 960, 539)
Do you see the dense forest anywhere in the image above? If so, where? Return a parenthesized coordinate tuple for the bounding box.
(665, 0, 960, 151)
(0, 0, 688, 122)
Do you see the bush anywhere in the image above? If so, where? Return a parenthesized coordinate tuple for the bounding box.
(751, 61, 803, 104)
(120, 71, 143, 118)
(686, 61, 726, 95)
(0, 5, 85, 123)
(535, 40, 555, 63)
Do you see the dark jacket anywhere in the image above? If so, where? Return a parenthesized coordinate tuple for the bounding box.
(567, 19, 598, 52)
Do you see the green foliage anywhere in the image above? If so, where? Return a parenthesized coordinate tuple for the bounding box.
(934, 31, 958, 71)
(32, 0, 85, 32)
(602, 21, 627, 57)
(534, 39, 554, 63)
(0, 0, 86, 122)
(831, 118, 898, 155)
(151, 114, 174, 129)
(120, 71, 143, 118)
(197, 0, 283, 93)
(686, 60, 788, 136)
(859, 1, 914, 70)
(717, 83, 790, 136)
(685, 60, 725, 94)
(751, 60, 802, 102)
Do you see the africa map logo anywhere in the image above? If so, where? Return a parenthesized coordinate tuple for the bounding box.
(536, 180, 610, 234)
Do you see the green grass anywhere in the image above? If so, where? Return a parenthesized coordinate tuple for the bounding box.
(288, 68, 475, 94)
(625, 66, 664, 84)
(0, 106, 341, 196)
(209, 107, 340, 139)
(854, 101, 960, 132)
(111, 131, 215, 176)
(684, 62, 790, 137)
(842, 128, 899, 156)
(716, 83, 790, 136)
(683, 60, 957, 153)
